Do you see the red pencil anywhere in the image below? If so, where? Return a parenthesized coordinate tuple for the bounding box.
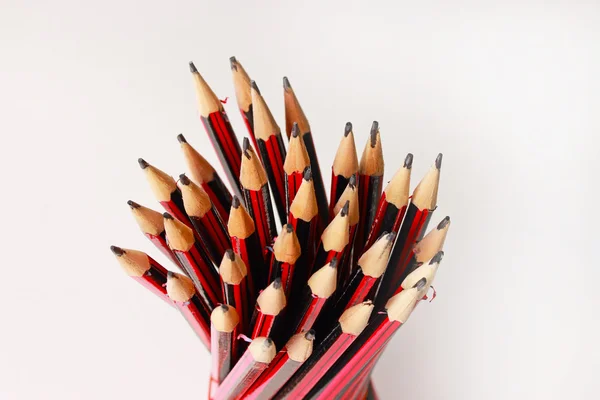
(219, 249, 251, 335)
(163, 212, 221, 313)
(189, 61, 243, 198)
(229, 57, 256, 147)
(215, 337, 276, 400)
(251, 80, 288, 224)
(275, 301, 374, 399)
(268, 224, 301, 297)
(126, 200, 179, 266)
(331, 174, 360, 285)
(250, 278, 287, 341)
(210, 304, 240, 399)
(244, 330, 315, 400)
(178, 133, 232, 222)
(311, 200, 350, 278)
(110, 246, 170, 304)
(283, 123, 311, 213)
(363, 154, 412, 253)
(166, 271, 211, 350)
(179, 173, 231, 265)
(329, 122, 359, 214)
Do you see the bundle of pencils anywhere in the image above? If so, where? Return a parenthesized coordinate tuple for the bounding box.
(111, 57, 451, 400)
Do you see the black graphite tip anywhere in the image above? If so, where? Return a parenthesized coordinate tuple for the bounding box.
(344, 122, 353, 137)
(370, 121, 379, 147)
(179, 174, 191, 185)
(291, 122, 300, 138)
(329, 257, 338, 268)
(189, 61, 197, 73)
(219, 303, 230, 312)
(437, 216, 450, 230)
(263, 338, 274, 347)
(225, 249, 235, 261)
(177, 134, 187, 143)
(385, 231, 396, 242)
(232, 196, 241, 208)
(435, 153, 443, 169)
(243, 137, 251, 158)
(303, 166, 312, 181)
(272, 277, 282, 289)
(340, 200, 350, 217)
(305, 329, 316, 341)
(283, 76, 291, 89)
(163, 212, 174, 220)
(110, 245, 125, 256)
(404, 153, 414, 169)
(138, 158, 149, 169)
(284, 224, 293, 233)
(229, 56, 237, 71)
(348, 174, 357, 187)
(127, 200, 140, 209)
(414, 277, 427, 290)
(430, 251, 444, 264)
(167, 271, 176, 279)
(250, 80, 260, 95)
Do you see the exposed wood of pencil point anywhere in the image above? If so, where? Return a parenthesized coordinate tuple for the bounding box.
(229, 56, 252, 112)
(189, 61, 222, 116)
(111, 246, 150, 277)
(273, 224, 301, 264)
(333, 123, 359, 178)
(178, 174, 212, 217)
(163, 212, 195, 251)
(283, 76, 310, 138)
(166, 271, 196, 302)
(138, 159, 177, 202)
(384, 153, 413, 206)
(248, 337, 277, 363)
(358, 232, 396, 278)
(333, 175, 360, 226)
(411, 153, 442, 210)
(177, 134, 216, 184)
(286, 330, 316, 362)
(338, 301, 374, 335)
(240, 139, 268, 190)
(358, 122, 384, 176)
(228, 196, 256, 238)
(211, 304, 240, 333)
(402, 251, 444, 291)
(127, 200, 164, 236)
(289, 169, 319, 221)
(307, 258, 338, 298)
(321, 201, 350, 251)
(220, 250, 248, 285)
(251, 81, 281, 140)
(284, 123, 311, 174)
(256, 278, 287, 315)
(385, 281, 426, 323)
(412, 217, 451, 263)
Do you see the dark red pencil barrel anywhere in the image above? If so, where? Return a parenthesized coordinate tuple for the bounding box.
(204, 177, 232, 223)
(257, 136, 288, 224)
(243, 185, 276, 260)
(363, 193, 407, 252)
(189, 210, 231, 265)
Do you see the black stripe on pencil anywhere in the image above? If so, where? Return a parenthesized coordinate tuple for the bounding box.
(284, 123, 311, 214)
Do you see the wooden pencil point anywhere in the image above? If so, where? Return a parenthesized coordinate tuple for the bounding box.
(110, 245, 125, 256)
(211, 304, 240, 333)
(338, 301, 374, 335)
(250, 80, 260, 94)
(166, 271, 196, 302)
(127, 200, 140, 209)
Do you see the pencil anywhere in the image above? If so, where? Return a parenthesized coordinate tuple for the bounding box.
(110, 246, 170, 304)
(244, 330, 315, 400)
(166, 271, 211, 350)
(363, 153, 412, 253)
(189, 61, 243, 198)
(329, 122, 359, 215)
(274, 301, 374, 399)
(283, 123, 311, 214)
(219, 249, 251, 335)
(397, 251, 445, 300)
(250, 278, 287, 341)
(354, 122, 385, 265)
(177, 134, 232, 222)
(240, 138, 277, 259)
(163, 212, 222, 313)
(311, 200, 350, 278)
(215, 337, 276, 400)
(126, 200, 179, 265)
(268, 224, 301, 297)
(229, 57, 256, 146)
(210, 304, 241, 399)
(227, 196, 265, 292)
(251, 81, 288, 224)
(331, 174, 360, 285)
(283, 77, 329, 232)
(179, 173, 231, 265)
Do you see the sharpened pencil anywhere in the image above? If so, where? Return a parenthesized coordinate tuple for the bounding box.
(229, 56, 256, 146)
(283, 123, 311, 214)
(268, 224, 301, 297)
(250, 278, 287, 341)
(329, 122, 359, 215)
(210, 304, 241, 399)
(311, 201, 350, 279)
(220, 249, 251, 335)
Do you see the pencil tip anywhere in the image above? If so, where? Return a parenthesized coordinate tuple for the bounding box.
(340, 200, 350, 217)
(188, 61, 197, 73)
(386, 231, 396, 242)
(264, 338, 274, 347)
(273, 277, 282, 289)
(243, 137, 251, 158)
(220, 303, 230, 312)
(435, 153, 443, 169)
(177, 133, 187, 143)
(179, 174, 191, 185)
(370, 121, 379, 147)
(163, 212, 173, 220)
(329, 257, 338, 268)
(138, 158, 149, 169)
(305, 329, 316, 340)
(232, 196, 241, 208)
(414, 277, 427, 290)
(167, 271, 176, 279)
(303, 166, 312, 181)
(344, 122, 353, 137)
(348, 174, 357, 187)
(291, 122, 300, 138)
(437, 216, 450, 229)
(110, 245, 125, 256)
(225, 249, 235, 261)
(283, 76, 291, 89)
(404, 153, 413, 169)
(229, 56, 237, 70)
(284, 224, 293, 233)
(430, 251, 444, 264)
(127, 200, 140, 209)
(250, 80, 260, 95)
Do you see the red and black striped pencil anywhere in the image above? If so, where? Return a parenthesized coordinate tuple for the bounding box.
(227, 196, 265, 292)
(229, 57, 256, 146)
(250, 278, 287, 341)
(126, 200, 179, 266)
(274, 301, 374, 399)
(329, 122, 359, 214)
(354, 122, 385, 265)
(219, 249, 251, 334)
(189, 61, 243, 198)
(209, 304, 240, 399)
(179, 173, 231, 265)
(244, 330, 315, 400)
(163, 212, 222, 313)
(268, 224, 301, 297)
(283, 123, 311, 213)
(240, 138, 277, 259)
(177, 133, 232, 222)
(283, 77, 329, 230)
(166, 271, 211, 350)
(363, 154, 412, 253)
(311, 200, 350, 278)
(331, 174, 360, 284)
(110, 246, 170, 304)
(215, 337, 276, 400)
(251, 81, 288, 224)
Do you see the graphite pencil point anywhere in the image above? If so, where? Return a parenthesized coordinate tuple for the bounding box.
(243, 137, 251, 158)
(232, 196, 241, 208)
(414, 277, 427, 290)
(283, 76, 291, 89)
(303, 167, 312, 181)
(344, 122, 353, 136)
(430, 250, 444, 264)
(437, 216, 450, 229)
(110, 245, 125, 256)
(404, 153, 414, 169)
(370, 121, 379, 147)
(340, 200, 350, 217)
(273, 277, 282, 289)
(163, 212, 174, 220)
(225, 249, 235, 260)
(178, 174, 191, 185)
(305, 329, 316, 340)
(250, 80, 260, 95)
(189, 61, 197, 73)
(291, 123, 300, 138)
(229, 56, 237, 70)
(177, 133, 187, 143)
(127, 200, 140, 209)
(138, 158, 149, 169)
(435, 153, 443, 169)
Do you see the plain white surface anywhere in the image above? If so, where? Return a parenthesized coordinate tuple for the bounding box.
(1, 1, 598, 399)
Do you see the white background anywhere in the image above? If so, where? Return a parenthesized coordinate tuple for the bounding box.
(1, 1, 598, 399)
